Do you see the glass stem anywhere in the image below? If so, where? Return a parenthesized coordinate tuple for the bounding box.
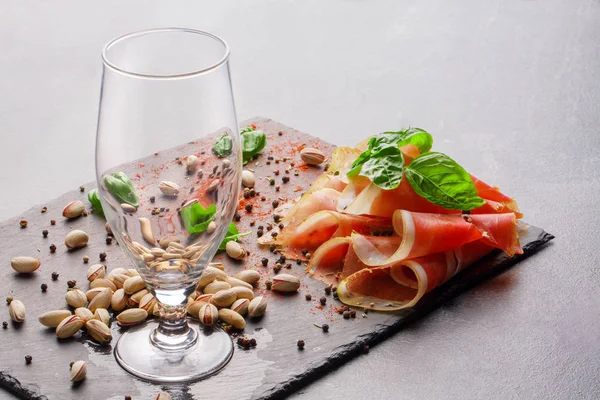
(150, 287, 198, 353)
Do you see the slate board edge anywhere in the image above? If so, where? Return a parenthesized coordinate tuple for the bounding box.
(257, 229, 555, 400)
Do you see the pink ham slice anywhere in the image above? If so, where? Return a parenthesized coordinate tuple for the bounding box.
(352, 210, 521, 266)
(336, 241, 494, 311)
(280, 187, 341, 227)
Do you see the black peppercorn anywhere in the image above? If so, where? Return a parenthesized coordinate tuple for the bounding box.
(50, 219, 56, 225)
(106, 237, 113, 245)
(322, 324, 329, 333)
(2, 321, 7, 329)
(25, 355, 32, 364)
(278, 223, 284, 230)
(272, 200, 279, 208)
(51, 272, 59, 281)
(42, 230, 48, 238)
(343, 311, 350, 319)
(350, 310, 356, 318)
(249, 338, 257, 347)
(67, 280, 76, 289)
(99, 252, 107, 262)
(40, 283, 48, 292)
(305, 293, 312, 301)
(261, 258, 268, 266)
(149, 196, 155, 203)
(49, 244, 57, 253)
(245, 203, 253, 212)
(324, 286, 332, 295)
(257, 230, 264, 238)
(320, 296, 327, 306)
(297, 340, 305, 350)
(234, 213, 241, 222)
(301, 249, 309, 256)
(265, 280, 272, 290)
(271, 232, 278, 238)
(282, 176, 290, 183)
(296, 258, 302, 265)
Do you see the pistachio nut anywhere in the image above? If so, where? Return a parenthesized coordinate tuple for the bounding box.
(300, 147, 326, 165)
(93, 308, 111, 327)
(89, 278, 117, 292)
(226, 276, 253, 290)
(64, 229, 89, 249)
(62, 200, 85, 219)
(10, 256, 41, 274)
(159, 181, 180, 196)
(230, 298, 250, 316)
(105, 222, 113, 235)
(203, 280, 231, 294)
(231, 286, 255, 300)
(206, 221, 217, 234)
(155, 391, 172, 400)
(150, 247, 166, 257)
(248, 296, 267, 318)
(74, 307, 94, 323)
(139, 293, 157, 313)
(106, 267, 128, 280)
(70, 360, 87, 382)
(116, 308, 148, 326)
(139, 217, 156, 245)
(207, 179, 220, 193)
(56, 315, 84, 339)
(234, 269, 261, 285)
(129, 289, 150, 306)
(110, 273, 130, 289)
(126, 268, 140, 277)
(85, 319, 112, 343)
(241, 170, 255, 188)
(186, 155, 199, 172)
(85, 288, 107, 302)
(198, 266, 228, 288)
(218, 308, 246, 330)
(271, 274, 300, 292)
(159, 235, 180, 248)
(38, 309, 72, 328)
(88, 288, 112, 313)
(225, 241, 245, 260)
(9, 300, 25, 322)
(198, 303, 219, 326)
(210, 288, 237, 308)
(111, 289, 128, 311)
(87, 264, 107, 282)
(65, 289, 88, 308)
(123, 276, 145, 295)
(187, 299, 208, 317)
(121, 203, 137, 213)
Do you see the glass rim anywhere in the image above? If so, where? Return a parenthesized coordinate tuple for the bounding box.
(101, 27, 230, 80)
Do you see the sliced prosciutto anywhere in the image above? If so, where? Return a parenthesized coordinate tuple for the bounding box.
(280, 187, 341, 228)
(337, 241, 494, 311)
(352, 210, 522, 266)
(273, 211, 392, 258)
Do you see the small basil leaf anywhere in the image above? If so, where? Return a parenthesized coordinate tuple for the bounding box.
(103, 172, 139, 208)
(395, 128, 433, 153)
(405, 152, 485, 210)
(87, 189, 104, 218)
(212, 133, 233, 157)
(358, 145, 405, 190)
(241, 129, 267, 164)
(347, 149, 371, 176)
(180, 203, 216, 234)
(219, 222, 251, 250)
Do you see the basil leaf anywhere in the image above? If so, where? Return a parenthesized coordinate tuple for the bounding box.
(347, 148, 372, 177)
(103, 172, 139, 208)
(241, 128, 267, 165)
(87, 189, 104, 218)
(394, 128, 433, 153)
(180, 203, 217, 234)
(212, 133, 233, 157)
(359, 145, 405, 190)
(218, 223, 251, 250)
(405, 152, 485, 210)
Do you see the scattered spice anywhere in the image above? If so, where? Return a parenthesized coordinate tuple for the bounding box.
(266, 224, 273, 231)
(50, 219, 56, 225)
(51, 272, 59, 281)
(257, 230, 264, 238)
(273, 214, 281, 223)
(350, 310, 356, 318)
(301, 249, 309, 256)
(320, 296, 327, 306)
(19, 220, 28, 228)
(2, 321, 7, 329)
(296, 258, 302, 265)
(265, 280, 272, 290)
(83, 256, 89, 264)
(149, 196, 155, 203)
(125, 397, 132, 400)
(274, 170, 280, 176)
(245, 203, 253, 213)
(99, 252, 107, 262)
(41, 207, 47, 213)
(278, 223, 284, 230)
(234, 213, 241, 222)
(261, 258, 268, 267)
(275, 185, 280, 192)
(322, 323, 329, 333)
(67, 280, 77, 289)
(106, 237, 113, 245)
(25, 355, 32, 364)
(278, 131, 283, 136)
(42, 230, 48, 238)
(6, 296, 13, 305)
(79, 186, 85, 192)
(343, 311, 350, 319)
(271, 232, 278, 238)
(272, 200, 279, 209)
(49, 244, 57, 253)
(250, 221, 255, 227)
(40, 283, 48, 292)
(305, 252, 312, 259)
(305, 294, 312, 301)
(249, 338, 257, 347)
(273, 263, 282, 273)
(282, 176, 290, 184)
(324, 285, 332, 295)
(297, 340, 305, 350)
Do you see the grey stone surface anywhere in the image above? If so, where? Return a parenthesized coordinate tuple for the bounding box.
(0, 0, 598, 399)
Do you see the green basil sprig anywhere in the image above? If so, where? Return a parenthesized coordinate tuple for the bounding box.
(218, 223, 252, 250)
(180, 203, 217, 234)
(87, 189, 105, 218)
(355, 146, 405, 190)
(212, 133, 233, 157)
(103, 172, 139, 208)
(405, 152, 485, 210)
(241, 127, 267, 165)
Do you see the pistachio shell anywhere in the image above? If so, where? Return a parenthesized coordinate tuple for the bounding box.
(271, 274, 300, 292)
(88, 288, 112, 313)
(110, 273, 130, 289)
(231, 286, 255, 300)
(74, 307, 94, 323)
(186, 155, 199, 172)
(56, 315, 84, 339)
(226, 276, 253, 290)
(139, 293, 157, 312)
(198, 266, 228, 288)
(89, 278, 117, 292)
(87, 264, 107, 281)
(187, 299, 208, 317)
(63, 200, 85, 219)
(111, 289, 128, 311)
(230, 298, 250, 316)
(155, 391, 172, 400)
(203, 280, 231, 294)
(116, 308, 148, 326)
(86, 319, 112, 343)
(64, 229, 89, 249)
(218, 308, 246, 330)
(210, 289, 237, 308)
(123, 276, 145, 295)
(234, 269, 261, 285)
(225, 241, 245, 260)
(9, 300, 25, 322)
(198, 303, 219, 326)
(300, 147, 326, 165)
(10, 256, 41, 274)
(85, 288, 108, 302)
(38, 309, 72, 328)
(241, 170, 255, 188)
(65, 289, 88, 308)
(248, 296, 267, 318)
(70, 360, 87, 382)
(159, 236, 180, 249)
(159, 181, 180, 196)
(93, 308, 111, 326)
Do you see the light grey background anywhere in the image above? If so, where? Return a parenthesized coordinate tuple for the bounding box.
(1, 0, 599, 399)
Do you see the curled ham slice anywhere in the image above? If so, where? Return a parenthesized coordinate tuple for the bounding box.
(280, 187, 341, 227)
(328, 146, 363, 183)
(337, 241, 494, 311)
(268, 211, 392, 259)
(353, 210, 521, 266)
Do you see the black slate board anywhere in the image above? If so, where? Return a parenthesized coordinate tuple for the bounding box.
(0, 118, 554, 400)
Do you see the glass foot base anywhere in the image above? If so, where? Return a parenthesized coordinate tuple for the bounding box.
(114, 321, 234, 383)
